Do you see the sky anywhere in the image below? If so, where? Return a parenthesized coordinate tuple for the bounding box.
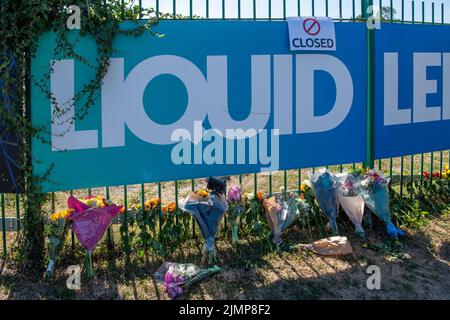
(138, 0, 450, 22)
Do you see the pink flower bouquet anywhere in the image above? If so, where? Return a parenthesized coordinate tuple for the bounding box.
(67, 196, 123, 277)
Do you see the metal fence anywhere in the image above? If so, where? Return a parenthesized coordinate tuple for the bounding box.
(1, 0, 449, 257)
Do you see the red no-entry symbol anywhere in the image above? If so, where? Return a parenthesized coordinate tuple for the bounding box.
(303, 18, 321, 36)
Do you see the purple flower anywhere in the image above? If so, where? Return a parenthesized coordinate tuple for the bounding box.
(227, 186, 242, 202)
(164, 271, 184, 298)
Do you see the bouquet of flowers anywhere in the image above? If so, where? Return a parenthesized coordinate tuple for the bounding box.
(180, 179, 228, 265)
(310, 169, 339, 235)
(45, 208, 73, 275)
(154, 262, 222, 299)
(227, 185, 244, 242)
(355, 170, 405, 239)
(336, 172, 366, 239)
(67, 195, 123, 277)
(262, 193, 310, 248)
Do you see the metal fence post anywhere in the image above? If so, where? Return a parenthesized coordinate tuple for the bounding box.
(362, 0, 375, 169)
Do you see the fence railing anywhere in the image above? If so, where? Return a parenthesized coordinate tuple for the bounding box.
(1, 0, 449, 257)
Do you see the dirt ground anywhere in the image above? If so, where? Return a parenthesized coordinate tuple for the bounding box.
(0, 213, 448, 300)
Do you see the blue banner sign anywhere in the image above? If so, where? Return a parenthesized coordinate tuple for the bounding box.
(31, 21, 367, 192)
(375, 23, 450, 158)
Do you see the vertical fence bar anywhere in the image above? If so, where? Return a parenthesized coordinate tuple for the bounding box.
(206, 0, 209, 18)
(432, 2, 435, 24)
(15, 193, 20, 230)
(422, 1, 425, 24)
(174, 181, 179, 223)
(412, 1, 415, 24)
(389, 158, 393, 178)
(432, 0, 437, 182)
(123, 185, 129, 252)
(1, 193, 6, 256)
(430, 152, 434, 183)
(352, 0, 355, 21)
(399, 0, 405, 195)
(140, 183, 145, 211)
(222, 0, 225, 19)
(298, 169, 302, 192)
(420, 153, 424, 185)
(339, 0, 342, 21)
(191, 179, 195, 237)
(70, 190, 74, 249)
(379, 0, 382, 20)
(298, 0, 301, 16)
(158, 182, 162, 234)
(173, 0, 176, 16)
(363, 0, 375, 169)
(269, 172, 273, 195)
(390, 0, 393, 21)
(253, 0, 256, 19)
(312, 0, 315, 16)
(269, 0, 272, 20)
(400, 157, 404, 196)
(106, 186, 112, 248)
(238, 0, 241, 19)
(51, 192, 55, 212)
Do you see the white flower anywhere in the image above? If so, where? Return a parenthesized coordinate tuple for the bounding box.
(302, 179, 311, 188)
(361, 179, 369, 187)
(247, 193, 255, 201)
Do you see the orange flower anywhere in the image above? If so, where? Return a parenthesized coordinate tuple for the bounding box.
(257, 191, 264, 201)
(168, 201, 176, 213)
(119, 206, 126, 214)
(144, 197, 160, 210)
(196, 189, 209, 198)
(161, 205, 168, 214)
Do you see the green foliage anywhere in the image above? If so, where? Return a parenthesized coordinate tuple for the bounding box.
(128, 202, 192, 258)
(0, 0, 160, 271)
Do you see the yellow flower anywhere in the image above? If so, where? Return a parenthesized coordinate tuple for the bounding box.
(445, 165, 449, 171)
(196, 189, 209, 198)
(49, 209, 73, 222)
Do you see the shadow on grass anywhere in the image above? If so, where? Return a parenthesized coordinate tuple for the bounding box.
(0, 215, 448, 300)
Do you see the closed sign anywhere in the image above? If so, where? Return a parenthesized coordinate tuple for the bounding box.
(287, 17, 336, 51)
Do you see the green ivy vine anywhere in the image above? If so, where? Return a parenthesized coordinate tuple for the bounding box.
(0, 0, 164, 273)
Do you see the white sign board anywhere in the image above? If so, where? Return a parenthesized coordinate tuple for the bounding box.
(287, 17, 336, 51)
